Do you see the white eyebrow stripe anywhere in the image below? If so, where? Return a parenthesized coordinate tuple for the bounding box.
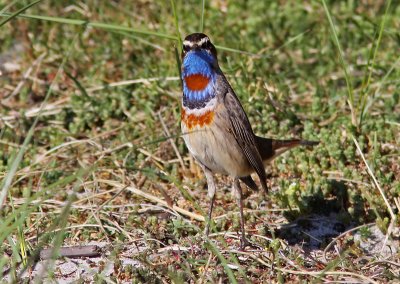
(183, 40, 194, 47)
(197, 37, 210, 46)
(183, 37, 210, 48)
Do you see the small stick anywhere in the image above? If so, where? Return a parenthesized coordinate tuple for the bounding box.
(323, 223, 375, 263)
(39, 245, 101, 260)
(100, 179, 205, 222)
(352, 136, 396, 220)
(4, 52, 46, 101)
(86, 76, 180, 93)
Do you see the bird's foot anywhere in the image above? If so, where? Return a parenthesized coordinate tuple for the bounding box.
(239, 237, 250, 251)
(239, 236, 263, 251)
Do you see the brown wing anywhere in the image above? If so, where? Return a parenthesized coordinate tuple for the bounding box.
(223, 90, 268, 193)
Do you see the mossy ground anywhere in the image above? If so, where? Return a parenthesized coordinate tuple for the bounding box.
(1, 1, 399, 282)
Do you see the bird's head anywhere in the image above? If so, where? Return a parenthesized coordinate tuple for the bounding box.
(182, 33, 217, 63)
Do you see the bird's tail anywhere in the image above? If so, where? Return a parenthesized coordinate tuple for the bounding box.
(256, 136, 319, 163)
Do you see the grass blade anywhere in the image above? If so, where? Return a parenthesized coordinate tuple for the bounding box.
(0, 12, 260, 57)
(205, 241, 238, 284)
(362, 54, 400, 116)
(0, 0, 41, 27)
(272, 29, 311, 56)
(200, 0, 206, 32)
(358, 0, 392, 126)
(321, 0, 356, 126)
(0, 12, 177, 40)
(0, 0, 18, 14)
(0, 32, 79, 209)
(215, 44, 259, 56)
(17, 171, 89, 281)
(170, 0, 182, 50)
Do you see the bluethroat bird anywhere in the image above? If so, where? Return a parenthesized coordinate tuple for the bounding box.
(180, 33, 318, 249)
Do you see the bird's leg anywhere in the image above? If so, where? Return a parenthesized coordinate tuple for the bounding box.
(233, 178, 249, 250)
(201, 166, 216, 237)
(205, 193, 216, 236)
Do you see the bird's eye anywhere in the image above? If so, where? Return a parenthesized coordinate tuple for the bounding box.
(183, 44, 191, 52)
(201, 41, 210, 50)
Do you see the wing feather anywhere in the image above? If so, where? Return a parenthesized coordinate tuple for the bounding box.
(223, 89, 268, 193)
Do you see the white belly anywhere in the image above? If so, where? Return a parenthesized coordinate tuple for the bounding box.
(181, 121, 252, 177)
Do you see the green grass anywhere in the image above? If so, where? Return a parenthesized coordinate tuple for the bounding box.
(0, 0, 399, 282)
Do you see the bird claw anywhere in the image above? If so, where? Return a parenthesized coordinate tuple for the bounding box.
(239, 236, 263, 251)
(239, 237, 250, 251)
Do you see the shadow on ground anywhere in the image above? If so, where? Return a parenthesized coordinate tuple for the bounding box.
(276, 213, 348, 250)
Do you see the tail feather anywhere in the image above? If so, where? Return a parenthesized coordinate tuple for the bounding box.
(298, 140, 319, 147)
(256, 136, 319, 162)
(240, 175, 259, 191)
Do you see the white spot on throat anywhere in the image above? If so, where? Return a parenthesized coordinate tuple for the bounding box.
(182, 97, 217, 115)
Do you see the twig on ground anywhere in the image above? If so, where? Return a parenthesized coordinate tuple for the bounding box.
(104, 213, 135, 242)
(86, 76, 180, 93)
(0, 97, 69, 124)
(2, 53, 46, 102)
(353, 135, 397, 256)
(381, 219, 396, 256)
(226, 249, 272, 268)
(25, 224, 126, 242)
(277, 267, 379, 284)
(323, 223, 375, 263)
(94, 142, 133, 156)
(197, 252, 214, 284)
(99, 179, 205, 222)
(214, 208, 297, 220)
(394, 197, 400, 213)
(138, 148, 165, 168)
(352, 136, 396, 220)
(39, 245, 101, 260)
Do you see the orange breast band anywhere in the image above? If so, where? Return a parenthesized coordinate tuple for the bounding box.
(184, 74, 210, 91)
(181, 108, 214, 129)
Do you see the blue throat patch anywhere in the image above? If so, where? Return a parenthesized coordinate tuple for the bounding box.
(182, 51, 216, 109)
